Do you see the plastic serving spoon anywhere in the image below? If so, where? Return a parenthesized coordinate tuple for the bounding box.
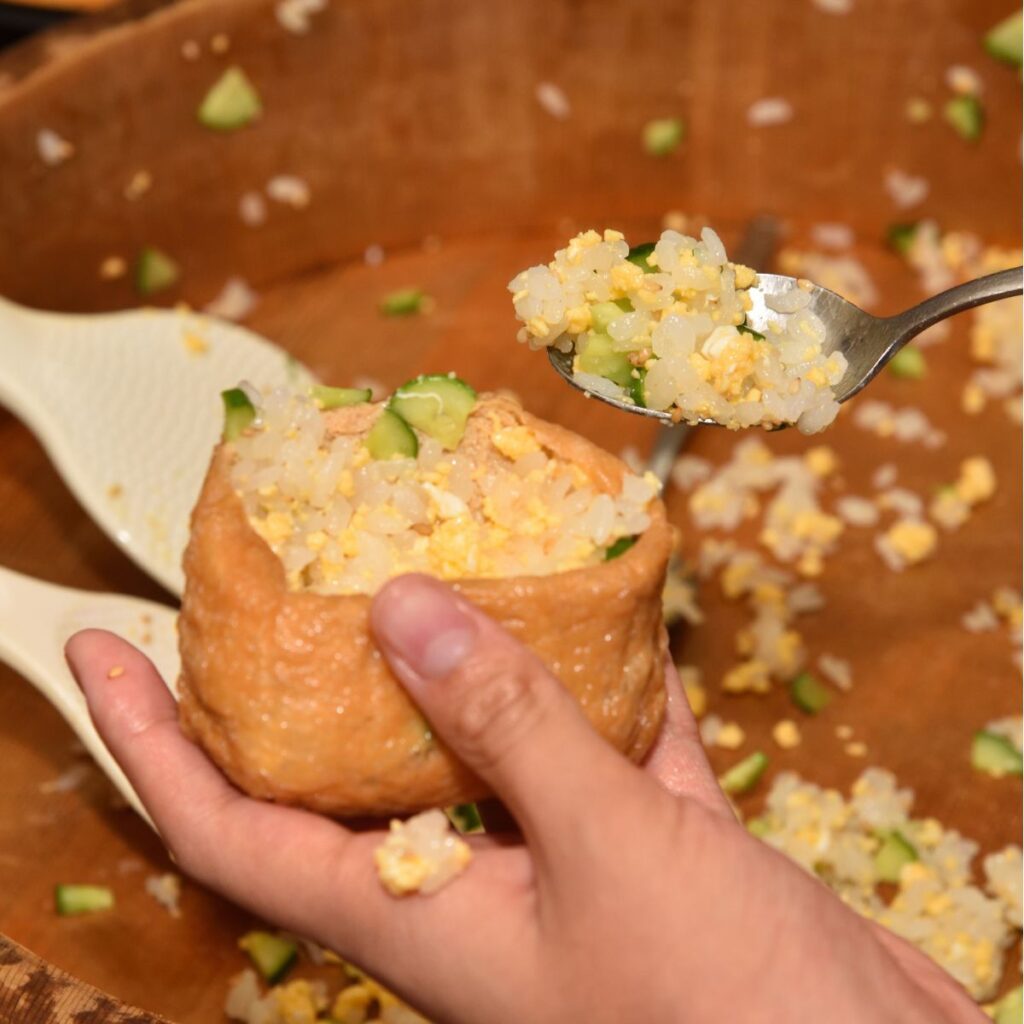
(0, 298, 312, 596)
(549, 265, 1023, 427)
(0, 564, 178, 824)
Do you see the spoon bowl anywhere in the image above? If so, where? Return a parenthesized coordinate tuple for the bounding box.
(550, 266, 1023, 425)
(0, 299, 314, 596)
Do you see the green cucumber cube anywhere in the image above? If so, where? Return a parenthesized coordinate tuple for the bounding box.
(198, 67, 262, 131)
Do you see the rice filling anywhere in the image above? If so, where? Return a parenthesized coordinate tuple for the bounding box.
(228, 389, 659, 595)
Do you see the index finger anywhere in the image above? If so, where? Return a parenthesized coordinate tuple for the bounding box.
(642, 659, 734, 819)
(63, 633, 468, 945)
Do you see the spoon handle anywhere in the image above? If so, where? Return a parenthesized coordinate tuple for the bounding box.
(888, 266, 1023, 344)
(0, 564, 177, 824)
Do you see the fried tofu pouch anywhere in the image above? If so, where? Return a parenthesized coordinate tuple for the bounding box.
(177, 396, 672, 817)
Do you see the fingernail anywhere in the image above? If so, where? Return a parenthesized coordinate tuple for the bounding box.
(372, 576, 477, 681)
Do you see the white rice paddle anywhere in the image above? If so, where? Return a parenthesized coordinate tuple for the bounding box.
(0, 564, 178, 824)
(0, 297, 311, 596)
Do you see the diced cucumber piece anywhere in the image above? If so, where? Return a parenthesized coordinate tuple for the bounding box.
(719, 751, 768, 796)
(944, 95, 984, 141)
(55, 884, 114, 916)
(135, 247, 180, 296)
(886, 222, 919, 255)
(985, 11, 1023, 68)
(746, 816, 771, 838)
(642, 117, 685, 157)
(737, 322, 766, 341)
(629, 368, 647, 408)
(874, 830, 918, 883)
(389, 374, 477, 450)
(310, 384, 373, 409)
(971, 730, 1023, 777)
(238, 931, 297, 984)
(576, 331, 634, 387)
(994, 985, 1023, 1024)
(605, 535, 638, 561)
(447, 803, 483, 834)
(888, 346, 926, 380)
(366, 408, 418, 460)
(221, 387, 257, 441)
(198, 67, 262, 131)
(626, 242, 658, 273)
(380, 288, 426, 317)
(789, 672, 832, 714)
(591, 301, 627, 333)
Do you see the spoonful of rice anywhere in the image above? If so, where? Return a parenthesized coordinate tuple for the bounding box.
(511, 228, 1022, 434)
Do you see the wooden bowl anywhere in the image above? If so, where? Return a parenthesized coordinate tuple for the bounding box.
(0, 0, 1019, 1019)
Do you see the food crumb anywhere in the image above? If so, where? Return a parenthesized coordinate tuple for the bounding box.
(182, 331, 210, 356)
(844, 741, 868, 758)
(99, 256, 127, 280)
(677, 666, 706, 718)
(835, 724, 855, 741)
(275, 0, 327, 34)
(238, 191, 267, 227)
(374, 809, 472, 896)
(945, 64, 982, 96)
(36, 128, 74, 167)
(535, 81, 571, 120)
(662, 209, 689, 232)
(803, 445, 839, 478)
(106, 483, 124, 499)
(716, 722, 746, 750)
(876, 518, 938, 571)
(145, 873, 182, 917)
(772, 719, 802, 749)
(39, 763, 93, 794)
(124, 170, 153, 201)
(204, 277, 258, 322)
(266, 174, 311, 209)
(107, 665, 125, 679)
(210, 32, 231, 54)
(884, 168, 929, 210)
(961, 382, 987, 415)
(811, 0, 854, 13)
(904, 97, 933, 124)
(181, 39, 200, 61)
(955, 456, 996, 505)
(747, 97, 794, 127)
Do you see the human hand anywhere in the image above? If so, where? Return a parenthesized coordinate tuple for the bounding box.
(66, 574, 983, 1023)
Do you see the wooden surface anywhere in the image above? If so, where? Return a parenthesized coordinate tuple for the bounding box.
(0, 0, 1020, 1020)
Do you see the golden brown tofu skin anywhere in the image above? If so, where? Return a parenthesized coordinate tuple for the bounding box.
(177, 396, 672, 817)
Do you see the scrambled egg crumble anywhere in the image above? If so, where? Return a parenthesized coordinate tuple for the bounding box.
(374, 809, 472, 897)
(230, 389, 657, 596)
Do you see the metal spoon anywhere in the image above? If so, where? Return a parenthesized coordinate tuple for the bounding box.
(550, 264, 1023, 430)
(0, 298, 313, 596)
(0, 563, 178, 823)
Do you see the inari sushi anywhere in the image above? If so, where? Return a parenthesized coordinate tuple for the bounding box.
(178, 376, 673, 816)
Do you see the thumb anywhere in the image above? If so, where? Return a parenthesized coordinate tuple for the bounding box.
(369, 573, 660, 855)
